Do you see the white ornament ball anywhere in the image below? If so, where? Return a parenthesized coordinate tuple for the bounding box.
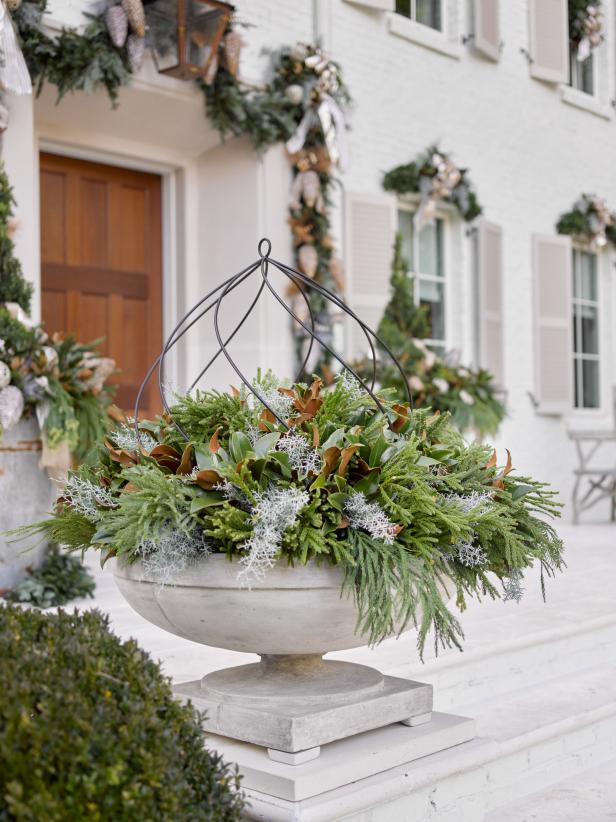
(0, 361, 11, 390)
(285, 84, 304, 105)
(459, 389, 475, 406)
(42, 346, 58, 370)
(408, 375, 424, 392)
(433, 377, 449, 393)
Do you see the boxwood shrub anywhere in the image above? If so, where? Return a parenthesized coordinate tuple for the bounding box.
(0, 605, 244, 821)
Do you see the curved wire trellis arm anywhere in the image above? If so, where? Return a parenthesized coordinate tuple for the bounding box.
(133, 259, 262, 443)
(157, 264, 260, 421)
(283, 264, 378, 394)
(188, 273, 268, 393)
(271, 256, 413, 407)
(261, 258, 390, 419)
(212, 257, 291, 430)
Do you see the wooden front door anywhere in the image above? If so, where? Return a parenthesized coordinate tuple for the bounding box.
(40, 153, 162, 416)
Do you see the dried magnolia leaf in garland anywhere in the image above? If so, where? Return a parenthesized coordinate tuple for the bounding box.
(297, 244, 318, 278)
(105, 4, 129, 49)
(122, 0, 145, 38)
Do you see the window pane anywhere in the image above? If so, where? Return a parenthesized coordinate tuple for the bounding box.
(395, 0, 412, 17)
(579, 54, 594, 94)
(581, 359, 600, 408)
(572, 309, 579, 353)
(419, 278, 445, 341)
(397, 210, 414, 270)
(579, 252, 597, 300)
(418, 219, 443, 278)
(416, 0, 441, 29)
(579, 304, 599, 354)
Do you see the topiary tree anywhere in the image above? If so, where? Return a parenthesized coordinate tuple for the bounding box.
(0, 163, 33, 314)
(354, 234, 506, 436)
(0, 605, 244, 821)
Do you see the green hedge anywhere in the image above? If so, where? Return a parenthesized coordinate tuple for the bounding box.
(0, 605, 244, 821)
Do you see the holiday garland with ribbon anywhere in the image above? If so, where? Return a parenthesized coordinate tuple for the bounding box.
(568, 1, 603, 62)
(383, 145, 482, 224)
(556, 193, 616, 249)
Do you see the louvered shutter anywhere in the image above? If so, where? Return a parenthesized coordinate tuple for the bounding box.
(342, 0, 394, 10)
(473, 0, 500, 61)
(532, 234, 573, 415)
(528, 0, 569, 83)
(345, 192, 397, 358)
(477, 220, 504, 385)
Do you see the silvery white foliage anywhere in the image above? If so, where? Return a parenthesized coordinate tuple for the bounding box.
(215, 479, 251, 512)
(238, 485, 309, 586)
(277, 432, 321, 477)
(63, 475, 117, 519)
(503, 569, 524, 603)
(246, 422, 261, 446)
(140, 528, 211, 586)
(111, 424, 157, 453)
(456, 539, 487, 568)
(339, 370, 364, 402)
(345, 491, 398, 545)
(256, 385, 293, 420)
(446, 491, 493, 515)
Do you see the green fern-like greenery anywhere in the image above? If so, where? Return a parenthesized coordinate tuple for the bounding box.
(20, 376, 564, 656)
(0, 164, 33, 314)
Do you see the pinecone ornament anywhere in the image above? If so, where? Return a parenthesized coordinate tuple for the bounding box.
(0, 361, 10, 390)
(127, 34, 146, 73)
(105, 5, 129, 49)
(297, 244, 319, 279)
(223, 30, 242, 77)
(122, 0, 146, 37)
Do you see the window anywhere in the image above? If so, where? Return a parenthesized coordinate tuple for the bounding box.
(572, 249, 600, 408)
(569, 48, 595, 95)
(398, 209, 446, 355)
(395, 0, 442, 31)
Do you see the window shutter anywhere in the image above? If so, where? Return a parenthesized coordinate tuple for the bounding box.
(532, 234, 573, 415)
(345, 192, 397, 358)
(473, 0, 500, 61)
(342, 0, 394, 10)
(477, 220, 504, 385)
(528, 0, 569, 83)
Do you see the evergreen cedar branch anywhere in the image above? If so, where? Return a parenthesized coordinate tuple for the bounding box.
(23, 375, 564, 657)
(354, 234, 506, 436)
(556, 198, 616, 247)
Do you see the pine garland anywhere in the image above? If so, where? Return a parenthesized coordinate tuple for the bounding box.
(0, 164, 33, 313)
(556, 193, 616, 249)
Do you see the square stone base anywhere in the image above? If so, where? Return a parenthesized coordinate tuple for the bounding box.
(208, 711, 476, 803)
(175, 675, 433, 755)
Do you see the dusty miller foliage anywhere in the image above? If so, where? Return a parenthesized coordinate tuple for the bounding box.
(23, 374, 565, 658)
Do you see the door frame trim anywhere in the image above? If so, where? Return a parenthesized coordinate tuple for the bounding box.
(38, 138, 182, 404)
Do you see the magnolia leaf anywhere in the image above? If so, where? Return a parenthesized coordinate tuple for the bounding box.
(190, 492, 225, 513)
(254, 432, 281, 457)
(150, 444, 182, 472)
(194, 445, 216, 470)
(195, 469, 222, 490)
(328, 492, 347, 511)
(209, 427, 222, 453)
(338, 444, 361, 477)
(486, 449, 497, 470)
(99, 547, 117, 568)
(511, 484, 534, 501)
(417, 455, 441, 467)
(177, 443, 194, 475)
(229, 431, 252, 463)
(503, 449, 513, 476)
(321, 445, 341, 476)
(321, 428, 345, 450)
(312, 423, 320, 448)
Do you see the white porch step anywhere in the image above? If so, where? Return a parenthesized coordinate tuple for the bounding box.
(485, 758, 616, 821)
(241, 664, 616, 821)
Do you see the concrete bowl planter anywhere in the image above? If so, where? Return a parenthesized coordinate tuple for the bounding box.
(112, 554, 454, 761)
(0, 419, 55, 590)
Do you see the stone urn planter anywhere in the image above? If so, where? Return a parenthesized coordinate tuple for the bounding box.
(0, 419, 55, 590)
(112, 554, 453, 763)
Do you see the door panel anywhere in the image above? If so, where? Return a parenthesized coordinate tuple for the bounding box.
(40, 153, 162, 416)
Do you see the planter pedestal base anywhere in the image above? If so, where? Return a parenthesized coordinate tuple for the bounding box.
(174, 654, 434, 761)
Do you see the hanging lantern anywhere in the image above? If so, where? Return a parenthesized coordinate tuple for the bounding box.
(144, 0, 233, 81)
